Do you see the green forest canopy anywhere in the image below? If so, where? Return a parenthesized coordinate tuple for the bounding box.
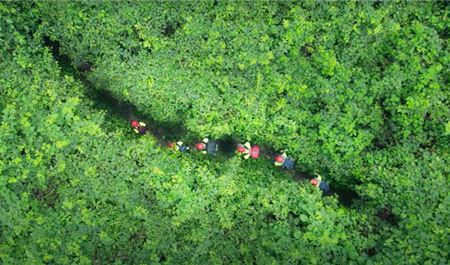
(0, 1, 448, 264)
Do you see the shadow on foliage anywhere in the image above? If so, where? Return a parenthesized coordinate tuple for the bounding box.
(333, 187, 360, 207)
(376, 207, 399, 226)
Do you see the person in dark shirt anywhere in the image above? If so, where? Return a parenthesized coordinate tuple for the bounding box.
(168, 141, 189, 152)
(195, 138, 218, 155)
(310, 174, 331, 193)
(175, 141, 189, 152)
(274, 151, 294, 170)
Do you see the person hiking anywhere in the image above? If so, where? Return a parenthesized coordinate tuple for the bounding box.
(195, 138, 218, 155)
(169, 141, 189, 153)
(236, 142, 260, 159)
(130, 120, 148, 135)
(310, 173, 330, 193)
(274, 151, 294, 170)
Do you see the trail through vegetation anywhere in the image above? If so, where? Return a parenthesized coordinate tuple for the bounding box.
(44, 36, 327, 191)
(1, 1, 448, 264)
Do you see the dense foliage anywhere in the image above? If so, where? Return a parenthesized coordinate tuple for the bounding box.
(1, 1, 449, 264)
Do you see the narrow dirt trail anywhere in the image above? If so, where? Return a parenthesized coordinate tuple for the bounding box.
(44, 36, 360, 206)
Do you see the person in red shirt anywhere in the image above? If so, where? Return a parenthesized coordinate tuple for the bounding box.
(236, 142, 260, 159)
(130, 120, 148, 135)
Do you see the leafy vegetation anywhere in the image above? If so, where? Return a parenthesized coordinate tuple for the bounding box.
(1, 1, 449, 264)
